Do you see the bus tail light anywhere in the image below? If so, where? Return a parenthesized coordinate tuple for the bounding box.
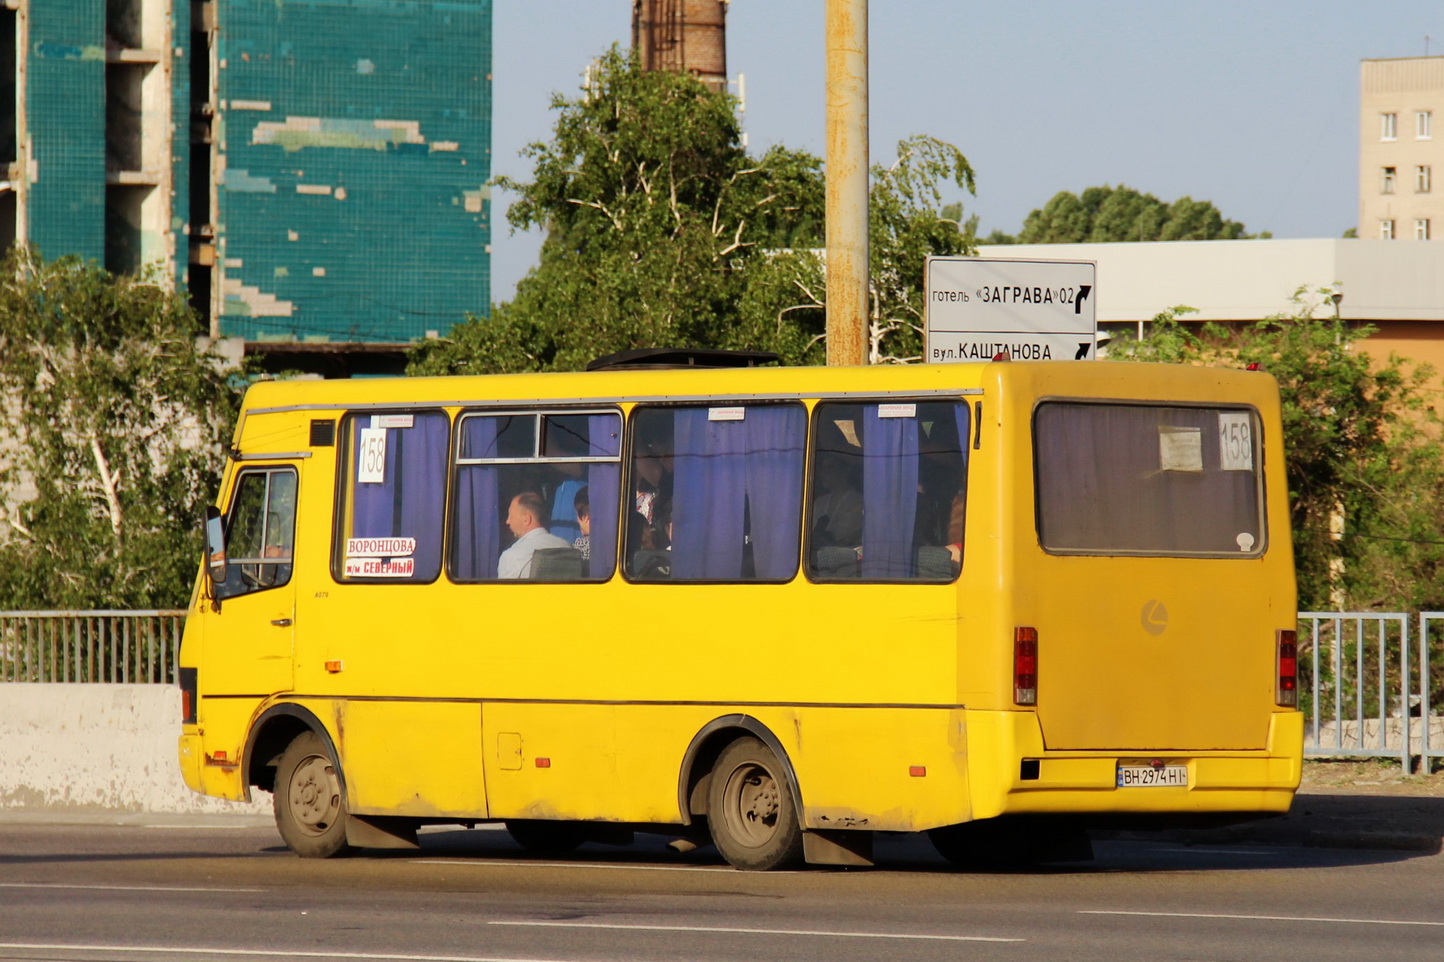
(1014, 627, 1038, 706)
(1277, 629, 1298, 707)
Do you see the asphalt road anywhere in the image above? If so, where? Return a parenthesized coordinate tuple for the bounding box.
(2, 816, 1443, 962)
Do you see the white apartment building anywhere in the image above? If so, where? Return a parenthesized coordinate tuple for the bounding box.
(1360, 57, 1444, 241)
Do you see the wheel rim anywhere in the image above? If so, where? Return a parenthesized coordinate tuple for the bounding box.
(288, 754, 342, 836)
(721, 761, 781, 847)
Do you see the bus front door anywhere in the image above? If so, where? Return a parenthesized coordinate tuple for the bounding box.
(205, 465, 300, 699)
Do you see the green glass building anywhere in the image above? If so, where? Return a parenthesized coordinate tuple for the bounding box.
(5, 0, 492, 355)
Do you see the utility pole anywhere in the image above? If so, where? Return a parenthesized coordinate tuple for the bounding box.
(825, 0, 868, 366)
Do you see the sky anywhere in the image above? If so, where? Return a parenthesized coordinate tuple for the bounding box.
(489, 0, 1444, 302)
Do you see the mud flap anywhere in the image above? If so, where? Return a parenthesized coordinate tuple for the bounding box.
(803, 829, 874, 867)
(346, 814, 419, 850)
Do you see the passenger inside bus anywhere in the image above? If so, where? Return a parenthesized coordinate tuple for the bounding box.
(498, 492, 572, 578)
(811, 453, 863, 547)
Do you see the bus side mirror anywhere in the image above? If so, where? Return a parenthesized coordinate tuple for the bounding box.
(205, 506, 228, 586)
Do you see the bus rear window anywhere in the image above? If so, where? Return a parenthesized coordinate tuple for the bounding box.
(1034, 401, 1264, 557)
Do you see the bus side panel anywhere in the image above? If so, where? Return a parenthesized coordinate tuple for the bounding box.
(483, 703, 628, 822)
(789, 707, 971, 833)
(339, 700, 487, 819)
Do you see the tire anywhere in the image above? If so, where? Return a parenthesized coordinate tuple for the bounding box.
(273, 731, 351, 858)
(505, 819, 587, 855)
(706, 736, 804, 871)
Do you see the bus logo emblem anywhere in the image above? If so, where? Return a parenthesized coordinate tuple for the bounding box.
(1141, 600, 1169, 636)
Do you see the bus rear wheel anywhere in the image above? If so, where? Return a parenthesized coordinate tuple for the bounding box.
(274, 731, 351, 858)
(706, 737, 804, 871)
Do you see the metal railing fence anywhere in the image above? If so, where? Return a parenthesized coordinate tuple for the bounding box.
(4, 608, 1444, 771)
(0, 610, 186, 684)
(1299, 615, 1420, 774)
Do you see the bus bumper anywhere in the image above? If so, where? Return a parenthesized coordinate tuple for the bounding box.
(177, 732, 249, 801)
(964, 709, 1303, 822)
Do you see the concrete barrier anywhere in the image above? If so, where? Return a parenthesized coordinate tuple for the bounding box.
(0, 683, 269, 815)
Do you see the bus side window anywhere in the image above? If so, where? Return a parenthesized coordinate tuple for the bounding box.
(625, 404, 806, 583)
(450, 410, 622, 582)
(216, 468, 297, 600)
(335, 411, 449, 583)
(807, 401, 968, 583)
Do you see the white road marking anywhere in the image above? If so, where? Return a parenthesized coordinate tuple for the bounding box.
(410, 858, 772, 874)
(0, 944, 572, 962)
(0, 882, 264, 893)
(1082, 910, 1444, 928)
(489, 920, 1023, 943)
(1155, 848, 1276, 856)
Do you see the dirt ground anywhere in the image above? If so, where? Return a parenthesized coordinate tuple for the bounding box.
(1300, 757, 1444, 797)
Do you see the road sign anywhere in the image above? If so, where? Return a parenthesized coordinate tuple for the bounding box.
(924, 257, 1098, 362)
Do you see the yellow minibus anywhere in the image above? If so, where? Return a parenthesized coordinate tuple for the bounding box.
(177, 354, 1301, 869)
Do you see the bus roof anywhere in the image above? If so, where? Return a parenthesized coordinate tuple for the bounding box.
(235, 360, 1278, 419)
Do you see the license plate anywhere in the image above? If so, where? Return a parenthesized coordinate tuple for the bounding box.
(1116, 764, 1188, 788)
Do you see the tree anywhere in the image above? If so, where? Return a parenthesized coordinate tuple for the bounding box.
(1109, 290, 1444, 612)
(411, 48, 977, 374)
(410, 47, 825, 375)
(0, 249, 240, 609)
(1014, 185, 1254, 244)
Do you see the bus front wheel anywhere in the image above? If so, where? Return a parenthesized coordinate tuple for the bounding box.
(706, 737, 804, 871)
(274, 731, 351, 858)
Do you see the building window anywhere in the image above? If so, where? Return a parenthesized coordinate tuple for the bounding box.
(1418, 165, 1433, 193)
(1382, 166, 1396, 193)
(1418, 110, 1433, 139)
(1416, 219, 1431, 241)
(1381, 219, 1395, 240)
(1382, 112, 1398, 140)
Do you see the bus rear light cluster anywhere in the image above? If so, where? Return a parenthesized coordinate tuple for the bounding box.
(1277, 629, 1298, 707)
(1014, 627, 1038, 706)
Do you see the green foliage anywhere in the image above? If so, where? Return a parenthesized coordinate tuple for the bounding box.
(1016, 184, 1255, 244)
(0, 249, 240, 609)
(411, 48, 976, 374)
(1110, 290, 1444, 611)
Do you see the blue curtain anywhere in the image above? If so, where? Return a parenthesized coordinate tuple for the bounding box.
(744, 406, 805, 580)
(350, 412, 447, 580)
(586, 413, 621, 579)
(952, 402, 971, 550)
(671, 409, 748, 579)
(453, 417, 500, 580)
(861, 407, 920, 579)
(669, 406, 804, 581)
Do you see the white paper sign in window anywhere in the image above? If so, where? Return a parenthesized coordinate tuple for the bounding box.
(878, 403, 917, 419)
(709, 406, 746, 422)
(372, 414, 414, 430)
(1158, 426, 1203, 473)
(1217, 412, 1254, 471)
(357, 427, 388, 484)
